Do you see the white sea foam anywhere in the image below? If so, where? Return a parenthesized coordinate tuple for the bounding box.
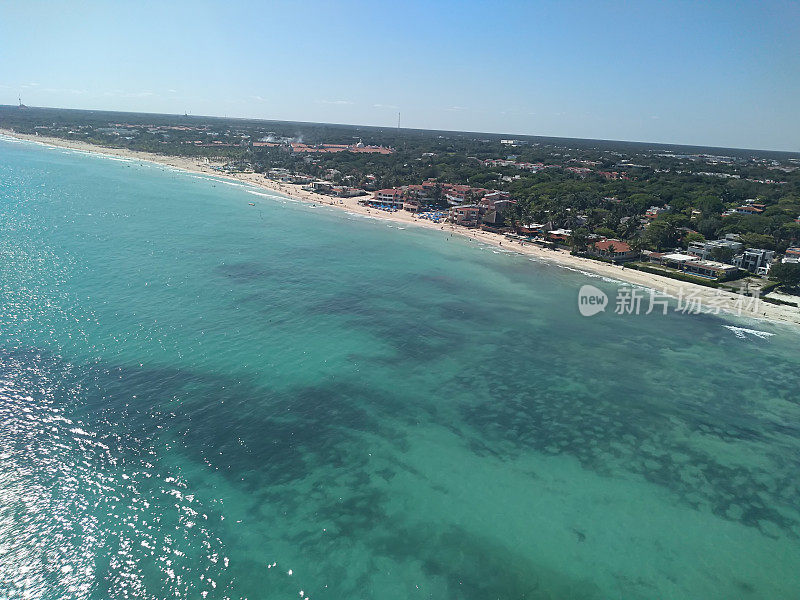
(344, 211, 384, 221)
(98, 155, 135, 164)
(723, 325, 775, 340)
(246, 190, 277, 198)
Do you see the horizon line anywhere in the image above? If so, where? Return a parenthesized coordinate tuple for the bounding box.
(3, 103, 799, 157)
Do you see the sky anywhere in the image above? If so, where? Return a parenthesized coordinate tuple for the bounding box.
(1, 0, 799, 151)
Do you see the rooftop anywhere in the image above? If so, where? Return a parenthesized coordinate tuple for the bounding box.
(662, 253, 698, 262)
(594, 239, 632, 253)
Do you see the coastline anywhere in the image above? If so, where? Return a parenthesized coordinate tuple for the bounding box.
(2, 128, 799, 328)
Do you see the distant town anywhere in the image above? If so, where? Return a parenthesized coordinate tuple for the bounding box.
(3, 104, 800, 305)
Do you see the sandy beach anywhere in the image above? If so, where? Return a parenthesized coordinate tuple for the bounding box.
(3, 128, 799, 328)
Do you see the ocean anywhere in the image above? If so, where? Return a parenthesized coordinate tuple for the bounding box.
(1, 136, 799, 599)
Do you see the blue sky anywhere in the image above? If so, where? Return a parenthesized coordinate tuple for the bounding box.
(1, 1, 798, 151)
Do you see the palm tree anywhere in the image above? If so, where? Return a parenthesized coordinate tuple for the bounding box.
(570, 228, 589, 252)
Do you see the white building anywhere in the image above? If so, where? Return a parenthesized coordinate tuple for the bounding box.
(735, 248, 774, 275)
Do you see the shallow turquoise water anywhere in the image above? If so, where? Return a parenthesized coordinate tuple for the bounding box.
(1, 137, 799, 599)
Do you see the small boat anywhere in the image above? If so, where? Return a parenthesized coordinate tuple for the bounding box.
(248, 202, 255, 206)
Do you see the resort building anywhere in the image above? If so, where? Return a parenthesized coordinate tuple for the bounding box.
(686, 239, 743, 262)
(732, 204, 765, 215)
(330, 186, 363, 198)
(367, 182, 512, 214)
(647, 252, 738, 280)
(449, 204, 482, 226)
(735, 248, 774, 274)
(267, 167, 291, 180)
(374, 188, 404, 203)
(403, 184, 433, 202)
(516, 223, 545, 236)
(402, 199, 421, 212)
(480, 191, 514, 211)
(589, 239, 637, 261)
(480, 210, 505, 230)
(363, 189, 404, 209)
(266, 169, 314, 184)
(682, 260, 739, 279)
(546, 228, 572, 243)
(307, 181, 334, 194)
(288, 174, 315, 184)
(653, 252, 701, 269)
(290, 142, 393, 154)
(444, 184, 490, 205)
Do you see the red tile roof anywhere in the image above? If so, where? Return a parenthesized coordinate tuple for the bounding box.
(594, 239, 632, 253)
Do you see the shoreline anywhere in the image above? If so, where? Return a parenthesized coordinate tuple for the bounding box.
(2, 128, 799, 329)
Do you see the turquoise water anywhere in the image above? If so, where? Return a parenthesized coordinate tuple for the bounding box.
(1, 137, 799, 600)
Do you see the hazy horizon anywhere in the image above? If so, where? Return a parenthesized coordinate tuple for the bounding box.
(5, 103, 800, 157)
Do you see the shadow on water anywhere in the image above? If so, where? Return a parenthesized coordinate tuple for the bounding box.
(372, 526, 603, 600)
(458, 367, 800, 539)
(114, 262, 800, 543)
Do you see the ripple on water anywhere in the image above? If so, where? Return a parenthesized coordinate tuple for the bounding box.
(0, 350, 232, 599)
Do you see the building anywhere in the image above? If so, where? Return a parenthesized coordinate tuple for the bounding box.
(647, 252, 738, 280)
(483, 158, 517, 168)
(288, 174, 314, 184)
(367, 181, 512, 214)
(732, 204, 765, 215)
(403, 200, 422, 212)
(364, 188, 405, 209)
(589, 239, 637, 261)
(481, 210, 504, 229)
(686, 239, 743, 262)
(267, 167, 291, 180)
(682, 260, 739, 279)
(516, 223, 544, 236)
(645, 205, 671, 219)
(444, 184, 489, 205)
(449, 204, 482, 226)
(290, 142, 393, 154)
(565, 166, 592, 177)
(480, 191, 514, 212)
(330, 186, 363, 198)
(735, 248, 774, 274)
(403, 184, 433, 202)
(306, 181, 334, 194)
(373, 188, 404, 203)
(782, 248, 800, 264)
(546, 228, 572, 243)
(658, 252, 701, 269)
